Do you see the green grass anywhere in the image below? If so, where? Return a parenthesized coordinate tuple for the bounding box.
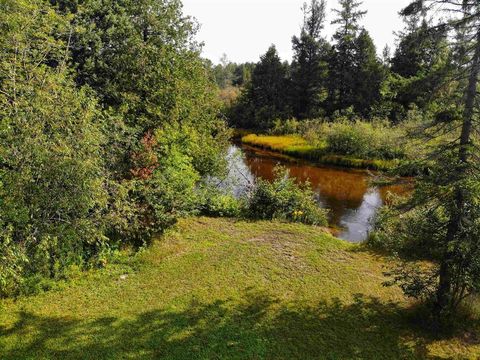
(242, 134, 399, 171)
(1, 217, 478, 359)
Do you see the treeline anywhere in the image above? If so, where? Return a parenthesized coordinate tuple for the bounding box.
(223, 0, 449, 130)
(0, 0, 231, 296)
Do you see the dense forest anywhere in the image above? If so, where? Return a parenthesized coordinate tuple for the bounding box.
(1, 0, 480, 357)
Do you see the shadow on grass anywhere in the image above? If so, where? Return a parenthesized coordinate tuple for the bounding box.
(0, 292, 441, 359)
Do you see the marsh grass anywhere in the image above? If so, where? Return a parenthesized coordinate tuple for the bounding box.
(242, 134, 399, 171)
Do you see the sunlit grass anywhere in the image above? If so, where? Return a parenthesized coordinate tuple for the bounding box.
(0, 217, 478, 359)
(241, 134, 313, 151)
(242, 134, 399, 171)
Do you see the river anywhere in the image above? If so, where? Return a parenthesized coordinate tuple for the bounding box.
(225, 143, 407, 243)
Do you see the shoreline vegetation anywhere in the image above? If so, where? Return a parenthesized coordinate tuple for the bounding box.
(240, 133, 401, 172)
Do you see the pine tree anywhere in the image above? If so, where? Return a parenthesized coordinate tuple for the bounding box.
(388, 18, 450, 121)
(352, 29, 384, 116)
(384, 0, 480, 324)
(328, 0, 367, 113)
(234, 45, 290, 129)
(290, 0, 330, 119)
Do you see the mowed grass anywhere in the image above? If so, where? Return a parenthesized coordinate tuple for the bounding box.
(1, 217, 479, 359)
(242, 134, 399, 171)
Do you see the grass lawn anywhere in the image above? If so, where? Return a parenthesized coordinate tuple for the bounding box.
(0, 217, 478, 359)
(241, 134, 399, 172)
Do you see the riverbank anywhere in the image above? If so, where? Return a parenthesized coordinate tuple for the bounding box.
(241, 134, 401, 172)
(1, 217, 478, 359)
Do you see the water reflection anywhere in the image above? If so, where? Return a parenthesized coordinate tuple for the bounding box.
(226, 144, 405, 243)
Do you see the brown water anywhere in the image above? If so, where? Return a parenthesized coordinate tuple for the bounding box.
(226, 143, 408, 243)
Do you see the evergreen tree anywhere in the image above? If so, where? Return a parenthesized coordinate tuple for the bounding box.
(391, 20, 446, 78)
(328, 0, 367, 113)
(252, 46, 290, 126)
(389, 18, 450, 120)
(231, 46, 290, 129)
(352, 29, 384, 116)
(232, 63, 255, 87)
(290, 0, 330, 119)
(382, 0, 480, 325)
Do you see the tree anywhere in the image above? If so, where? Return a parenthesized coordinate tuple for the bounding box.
(291, 0, 330, 119)
(212, 54, 237, 89)
(253, 46, 291, 128)
(67, 0, 230, 242)
(382, 0, 480, 324)
(0, 0, 232, 296)
(389, 18, 450, 121)
(230, 45, 290, 129)
(232, 63, 255, 87)
(351, 29, 384, 116)
(0, 0, 106, 295)
(328, 0, 368, 113)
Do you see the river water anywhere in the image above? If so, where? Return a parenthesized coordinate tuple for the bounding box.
(225, 143, 407, 243)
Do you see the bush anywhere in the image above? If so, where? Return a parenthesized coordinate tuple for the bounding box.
(367, 197, 445, 260)
(198, 186, 242, 218)
(270, 118, 301, 135)
(245, 167, 328, 226)
(324, 120, 405, 160)
(0, 226, 28, 297)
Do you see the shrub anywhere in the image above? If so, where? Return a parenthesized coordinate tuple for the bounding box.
(367, 197, 445, 260)
(324, 120, 406, 160)
(245, 167, 328, 226)
(198, 187, 242, 218)
(270, 118, 301, 135)
(0, 226, 28, 297)
(107, 126, 203, 244)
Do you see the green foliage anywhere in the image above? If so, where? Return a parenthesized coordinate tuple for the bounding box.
(373, 148, 480, 317)
(0, 225, 27, 297)
(210, 54, 254, 89)
(291, 0, 330, 119)
(368, 198, 445, 259)
(230, 46, 291, 129)
(324, 120, 406, 160)
(372, 0, 480, 324)
(0, 0, 108, 297)
(197, 186, 242, 218)
(270, 118, 302, 135)
(388, 20, 451, 122)
(0, 0, 230, 297)
(246, 168, 328, 226)
(328, 0, 374, 114)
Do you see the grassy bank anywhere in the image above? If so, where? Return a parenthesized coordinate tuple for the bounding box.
(1, 217, 478, 359)
(242, 134, 400, 171)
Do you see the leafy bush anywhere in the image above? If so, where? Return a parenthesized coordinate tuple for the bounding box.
(324, 120, 406, 160)
(367, 202, 445, 259)
(0, 226, 27, 297)
(198, 186, 242, 218)
(270, 118, 301, 135)
(0, 0, 231, 298)
(245, 168, 328, 226)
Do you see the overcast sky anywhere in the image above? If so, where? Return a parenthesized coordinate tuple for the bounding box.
(182, 0, 412, 64)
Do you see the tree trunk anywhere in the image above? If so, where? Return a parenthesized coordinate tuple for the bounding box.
(435, 27, 480, 318)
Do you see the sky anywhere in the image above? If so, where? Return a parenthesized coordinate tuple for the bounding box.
(182, 0, 412, 64)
